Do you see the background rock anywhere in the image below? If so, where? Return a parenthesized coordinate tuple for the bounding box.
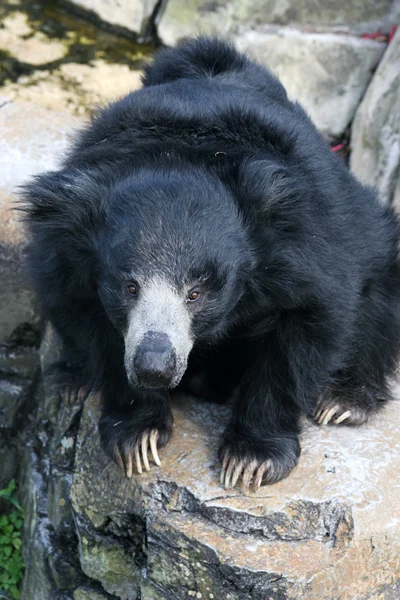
(0, 99, 76, 490)
(0, 12, 67, 65)
(0, 97, 78, 340)
(350, 28, 400, 208)
(157, 2, 387, 139)
(235, 30, 385, 138)
(157, 0, 400, 39)
(3, 62, 143, 117)
(68, 0, 159, 38)
(0, 0, 150, 117)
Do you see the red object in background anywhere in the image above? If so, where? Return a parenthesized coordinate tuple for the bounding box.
(331, 144, 344, 153)
(362, 30, 384, 39)
(388, 25, 398, 43)
(361, 25, 397, 42)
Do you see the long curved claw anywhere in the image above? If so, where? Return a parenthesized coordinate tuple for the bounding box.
(131, 429, 163, 475)
(135, 443, 142, 474)
(321, 405, 339, 425)
(314, 397, 370, 427)
(125, 450, 133, 479)
(242, 460, 259, 493)
(150, 430, 161, 466)
(224, 458, 237, 489)
(253, 460, 271, 492)
(220, 453, 229, 485)
(334, 410, 352, 424)
(231, 461, 244, 489)
(141, 433, 150, 471)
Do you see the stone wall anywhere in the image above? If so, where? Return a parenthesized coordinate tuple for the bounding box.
(0, 97, 78, 491)
(351, 27, 400, 208)
(64, 0, 400, 190)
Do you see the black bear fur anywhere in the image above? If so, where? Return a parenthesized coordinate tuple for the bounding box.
(21, 37, 400, 491)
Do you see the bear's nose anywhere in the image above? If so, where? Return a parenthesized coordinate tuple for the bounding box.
(134, 332, 176, 387)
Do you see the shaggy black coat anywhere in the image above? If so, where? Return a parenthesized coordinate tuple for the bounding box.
(21, 38, 400, 491)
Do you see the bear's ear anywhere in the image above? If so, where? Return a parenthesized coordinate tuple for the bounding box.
(19, 168, 107, 231)
(19, 169, 108, 288)
(238, 158, 302, 217)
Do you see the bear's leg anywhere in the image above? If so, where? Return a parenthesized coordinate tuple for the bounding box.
(99, 382, 173, 478)
(45, 351, 92, 406)
(313, 368, 393, 426)
(180, 340, 246, 403)
(219, 309, 345, 492)
(45, 301, 111, 406)
(314, 277, 400, 426)
(218, 363, 301, 493)
(313, 385, 382, 426)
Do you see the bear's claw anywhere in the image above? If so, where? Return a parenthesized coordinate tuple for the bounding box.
(220, 455, 276, 493)
(61, 385, 90, 406)
(313, 399, 369, 426)
(114, 429, 161, 478)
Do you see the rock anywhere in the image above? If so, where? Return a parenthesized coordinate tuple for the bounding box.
(74, 588, 112, 600)
(0, 318, 40, 491)
(235, 29, 385, 138)
(0, 445, 18, 490)
(69, 0, 159, 38)
(350, 28, 400, 208)
(157, 0, 400, 41)
(0, 98, 79, 340)
(79, 530, 140, 599)
(2, 62, 143, 117)
(0, 12, 67, 65)
(0, 0, 149, 117)
(20, 324, 400, 598)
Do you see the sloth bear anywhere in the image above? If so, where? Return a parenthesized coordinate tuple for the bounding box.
(22, 37, 400, 492)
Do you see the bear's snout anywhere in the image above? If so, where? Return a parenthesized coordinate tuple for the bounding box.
(134, 331, 177, 388)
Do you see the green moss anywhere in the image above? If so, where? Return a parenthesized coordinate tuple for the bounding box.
(79, 534, 140, 597)
(0, 480, 24, 600)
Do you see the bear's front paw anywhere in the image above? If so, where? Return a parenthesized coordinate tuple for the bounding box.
(99, 409, 173, 478)
(61, 385, 91, 406)
(45, 360, 91, 406)
(219, 432, 300, 493)
(313, 396, 371, 426)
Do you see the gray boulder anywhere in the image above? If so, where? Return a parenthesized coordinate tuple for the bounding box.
(69, 0, 159, 37)
(351, 28, 400, 208)
(235, 29, 385, 138)
(19, 324, 400, 599)
(157, 6, 385, 139)
(157, 0, 400, 41)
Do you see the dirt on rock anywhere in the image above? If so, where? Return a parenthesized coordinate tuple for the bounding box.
(0, 0, 152, 115)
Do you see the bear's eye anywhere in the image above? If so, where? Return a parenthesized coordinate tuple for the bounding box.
(127, 283, 138, 296)
(186, 288, 201, 303)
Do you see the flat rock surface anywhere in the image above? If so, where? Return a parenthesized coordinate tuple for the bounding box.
(351, 28, 400, 208)
(71, 385, 400, 599)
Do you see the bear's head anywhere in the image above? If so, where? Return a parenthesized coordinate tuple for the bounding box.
(96, 168, 254, 389)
